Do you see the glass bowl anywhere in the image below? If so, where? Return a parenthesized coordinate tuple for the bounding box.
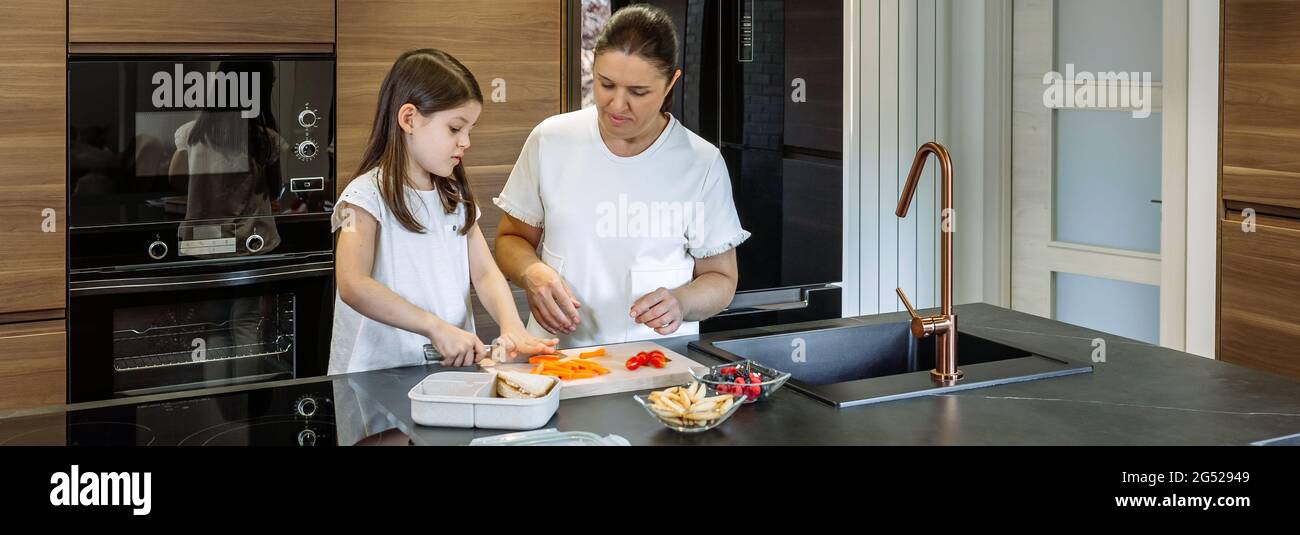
(688, 360, 792, 403)
(632, 383, 745, 433)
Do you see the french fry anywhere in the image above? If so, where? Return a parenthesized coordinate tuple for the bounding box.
(689, 398, 719, 413)
(677, 391, 693, 409)
(659, 397, 685, 414)
(646, 381, 743, 429)
(649, 406, 678, 420)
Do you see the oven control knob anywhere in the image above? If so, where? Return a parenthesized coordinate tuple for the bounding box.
(295, 139, 318, 161)
(147, 240, 168, 260)
(245, 234, 265, 253)
(297, 429, 317, 447)
(297, 109, 319, 128)
(296, 397, 318, 418)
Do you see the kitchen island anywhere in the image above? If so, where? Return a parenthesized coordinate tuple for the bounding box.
(3, 304, 1299, 445)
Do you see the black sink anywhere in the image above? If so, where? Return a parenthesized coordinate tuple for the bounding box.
(689, 318, 1093, 407)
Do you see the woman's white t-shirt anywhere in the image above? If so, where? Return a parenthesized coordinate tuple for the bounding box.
(494, 107, 749, 348)
(329, 168, 479, 374)
(172, 119, 286, 255)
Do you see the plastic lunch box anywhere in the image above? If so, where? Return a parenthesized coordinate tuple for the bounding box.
(407, 371, 561, 430)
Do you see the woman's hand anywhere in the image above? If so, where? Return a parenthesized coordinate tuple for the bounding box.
(495, 329, 560, 362)
(426, 320, 486, 367)
(630, 287, 686, 335)
(522, 262, 582, 334)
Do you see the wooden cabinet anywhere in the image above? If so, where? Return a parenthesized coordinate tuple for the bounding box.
(1219, 216, 1300, 378)
(337, 0, 562, 187)
(0, 320, 66, 411)
(338, 0, 562, 341)
(68, 0, 335, 45)
(0, 0, 65, 318)
(1222, 0, 1300, 211)
(1219, 0, 1300, 378)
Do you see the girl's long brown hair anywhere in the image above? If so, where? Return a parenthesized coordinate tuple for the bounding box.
(355, 48, 482, 234)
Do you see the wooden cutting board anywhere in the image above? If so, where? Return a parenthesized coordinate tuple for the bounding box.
(494, 341, 705, 400)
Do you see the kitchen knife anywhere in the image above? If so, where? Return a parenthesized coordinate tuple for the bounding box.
(423, 342, 498, 366)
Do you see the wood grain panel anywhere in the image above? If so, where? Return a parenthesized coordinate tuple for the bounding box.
(337, 0, 561, 193)
(1223, 63, 1300, 131)
(68, 43, 335, 55)
(69, 0, 335, 44)
(0, 320, 66, 411)
(1219, 0, 1300, 376)
(0, 2, 65, 315)
(0, 1, 64, 64)
(1219, 220, 1300, 379)
(1223, 0, 1300, 65)
(1221, 1, 1300, 211)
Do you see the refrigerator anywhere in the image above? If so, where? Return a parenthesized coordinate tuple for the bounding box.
(574, 0, 844, 331)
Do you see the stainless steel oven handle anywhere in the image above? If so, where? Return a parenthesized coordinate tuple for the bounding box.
(717, 299, 810, 317)
(70, 261, 333, 296)
(715, 285, 837, 317)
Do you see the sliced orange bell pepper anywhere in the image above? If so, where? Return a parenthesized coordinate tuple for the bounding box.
(527, 356, 613, 380)
(578, 347, 606, 359)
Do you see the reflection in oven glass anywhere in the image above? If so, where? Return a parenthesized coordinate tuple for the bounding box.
(111, 294, 295, 395)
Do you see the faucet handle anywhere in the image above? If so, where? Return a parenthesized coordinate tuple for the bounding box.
(896, 288, 919, 319)
(895, 288, 936, 338)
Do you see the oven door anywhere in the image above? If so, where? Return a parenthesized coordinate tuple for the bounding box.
(68, 56, 335, 230)
(68, 259, 333, 403)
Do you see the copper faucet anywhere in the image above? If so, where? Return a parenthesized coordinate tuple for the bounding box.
(895, 141, 962, 385)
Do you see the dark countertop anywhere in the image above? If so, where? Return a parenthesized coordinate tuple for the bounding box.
(339, 303, 1300, 445)
(4, 303, 1299, 445)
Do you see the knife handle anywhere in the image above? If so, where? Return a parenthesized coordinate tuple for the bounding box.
(423, 343, 495, 364)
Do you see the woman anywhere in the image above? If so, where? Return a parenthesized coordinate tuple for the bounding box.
(494, 4, 749, 348)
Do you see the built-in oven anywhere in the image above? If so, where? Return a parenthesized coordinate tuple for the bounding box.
(68, 249, 334, 402)
(67, 55, 336, 403)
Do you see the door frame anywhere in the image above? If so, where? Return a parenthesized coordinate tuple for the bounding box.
(1009, 0, 1189, 349)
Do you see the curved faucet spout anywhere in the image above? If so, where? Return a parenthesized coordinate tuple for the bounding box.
(894, 141, 961, 384)
(896, 141, 953, 219)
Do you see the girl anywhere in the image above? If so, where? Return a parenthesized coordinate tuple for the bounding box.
(331, 49, 557, 373)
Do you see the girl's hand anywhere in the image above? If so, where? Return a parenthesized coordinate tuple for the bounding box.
(495, 329, 560, 362)
(427, 321, 486, 367)
(631, 287, 685, 335)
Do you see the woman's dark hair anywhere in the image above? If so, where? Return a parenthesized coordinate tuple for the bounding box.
(355, 48, 482, 235)
(593, 3, 680, 113)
